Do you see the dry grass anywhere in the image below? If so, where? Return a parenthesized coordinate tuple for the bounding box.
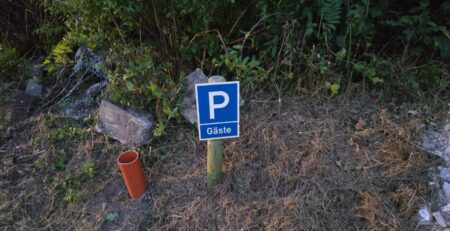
(0, 92, 438, 230)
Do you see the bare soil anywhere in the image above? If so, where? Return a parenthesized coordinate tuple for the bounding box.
(0, 91, 441, 230)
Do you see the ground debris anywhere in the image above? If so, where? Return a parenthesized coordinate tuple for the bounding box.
(0, 93, 439, 230)
(354, 119, 367, 130)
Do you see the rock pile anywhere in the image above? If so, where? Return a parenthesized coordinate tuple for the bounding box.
(418, 104, 450, 229)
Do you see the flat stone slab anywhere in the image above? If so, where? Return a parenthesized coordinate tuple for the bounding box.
(434, 211, 448, 227)
(25, 79, 42, 97)
(97, 100, 155, 146)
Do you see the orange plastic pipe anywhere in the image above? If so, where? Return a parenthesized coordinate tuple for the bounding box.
(117, 150, 147, 199)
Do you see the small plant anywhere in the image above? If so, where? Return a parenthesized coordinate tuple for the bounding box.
(63, 188, 77, 203)
(49, 127, 87, 143)
(352, 55, 394, 85)
(58, 161, 96, 203)
(0, 44, 18, 77)
(82, 161, 95, 178)
(52, 150, 66, 170)
(325, 81, 341, 95)
(34, 159, 44, 170)
(215, 45, 265, 88)
(43, 40, 73, 73)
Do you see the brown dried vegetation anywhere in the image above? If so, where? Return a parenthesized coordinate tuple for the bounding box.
(0, 93, 436, 230)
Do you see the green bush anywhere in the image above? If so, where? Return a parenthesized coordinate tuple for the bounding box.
(25, 0, 450, 125)
(0, 45, 18, 77)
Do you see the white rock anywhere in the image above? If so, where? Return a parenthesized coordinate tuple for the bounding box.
(434, 211, 447, 227)
(440, 167, 450, 180)
(441, 204, 450, 213)
(407, 110, 418, 116)
(418, 205, 432, 225)
(444, 182, 450, 199)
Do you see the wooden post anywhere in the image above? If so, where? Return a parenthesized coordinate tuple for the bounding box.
(207, 139, 223, 193)
(206, 76, 225, 193)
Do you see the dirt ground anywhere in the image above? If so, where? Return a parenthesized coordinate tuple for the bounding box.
(0, 90, 443, 230)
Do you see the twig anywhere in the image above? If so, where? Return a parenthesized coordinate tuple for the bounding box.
(17, 150, 45, 160)
(188, 29, 228, 51)
(240, 13, 279, 56)
(51, 72, 90, 108)
(111, 15, 126, 45)
(415, 143, 442, 157)
(227, 6, 249, 37)
(39, 68, 90, 110)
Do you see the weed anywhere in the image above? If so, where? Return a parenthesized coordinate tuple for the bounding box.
(34, 159, 44, 170)
(52, 149, 66, 170)
(48, 127, 87, 143)
(63, 188, 78, 203)
(58, 161, 96, 203)
(82, 161, 95, 178)
(0, 45, 17, 76)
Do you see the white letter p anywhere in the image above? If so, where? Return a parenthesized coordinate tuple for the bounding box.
(208, 91, 229, 119)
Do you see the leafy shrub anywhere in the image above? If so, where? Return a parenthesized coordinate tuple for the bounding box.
(26, 0, 450, 127)
(0, 45, 18, 77)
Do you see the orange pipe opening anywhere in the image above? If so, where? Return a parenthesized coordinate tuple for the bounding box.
(117, 150, 147, 199)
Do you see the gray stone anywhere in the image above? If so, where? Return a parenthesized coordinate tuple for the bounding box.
(434, 211, 447, 227)
(444, 182, 450, 199)
(446, 124, 450, 143)
(58, 97, 96, 121)
(209, 75, 226, 83)
(97, 100, 155, 146)
(179, 69, 208, 124)
(440, 167, 450, 180)
(74, 45, 106, 77)
(420, 129, 449, 159)
(441, 204, 450, 213)
(25, 79, 42, 97)
(418, 204, 433, 225)
(86, 80, 108, 98)
(407, 110, 419, 116)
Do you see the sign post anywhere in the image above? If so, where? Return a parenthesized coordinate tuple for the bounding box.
(195, 76, 239, 193)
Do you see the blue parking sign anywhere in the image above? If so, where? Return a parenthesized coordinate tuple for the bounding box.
(195, 81, 239, 141)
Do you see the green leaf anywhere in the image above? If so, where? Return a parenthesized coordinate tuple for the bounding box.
(336, 35, 345, 48)
(330, 83, 340, 95)
(370, 77, 384, 84)
(153, 121, 166, 137)
(126, 81, 134, 90)
(105, 212, 119, 222)
(403, 29, 416, 40)
(232, 44, 243, 50)
(336, 48, 346, 60)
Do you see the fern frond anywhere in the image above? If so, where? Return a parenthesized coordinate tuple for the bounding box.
(323, 0, 343, 33)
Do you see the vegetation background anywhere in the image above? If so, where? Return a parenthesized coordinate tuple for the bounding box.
(1, 0, 449, 131)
